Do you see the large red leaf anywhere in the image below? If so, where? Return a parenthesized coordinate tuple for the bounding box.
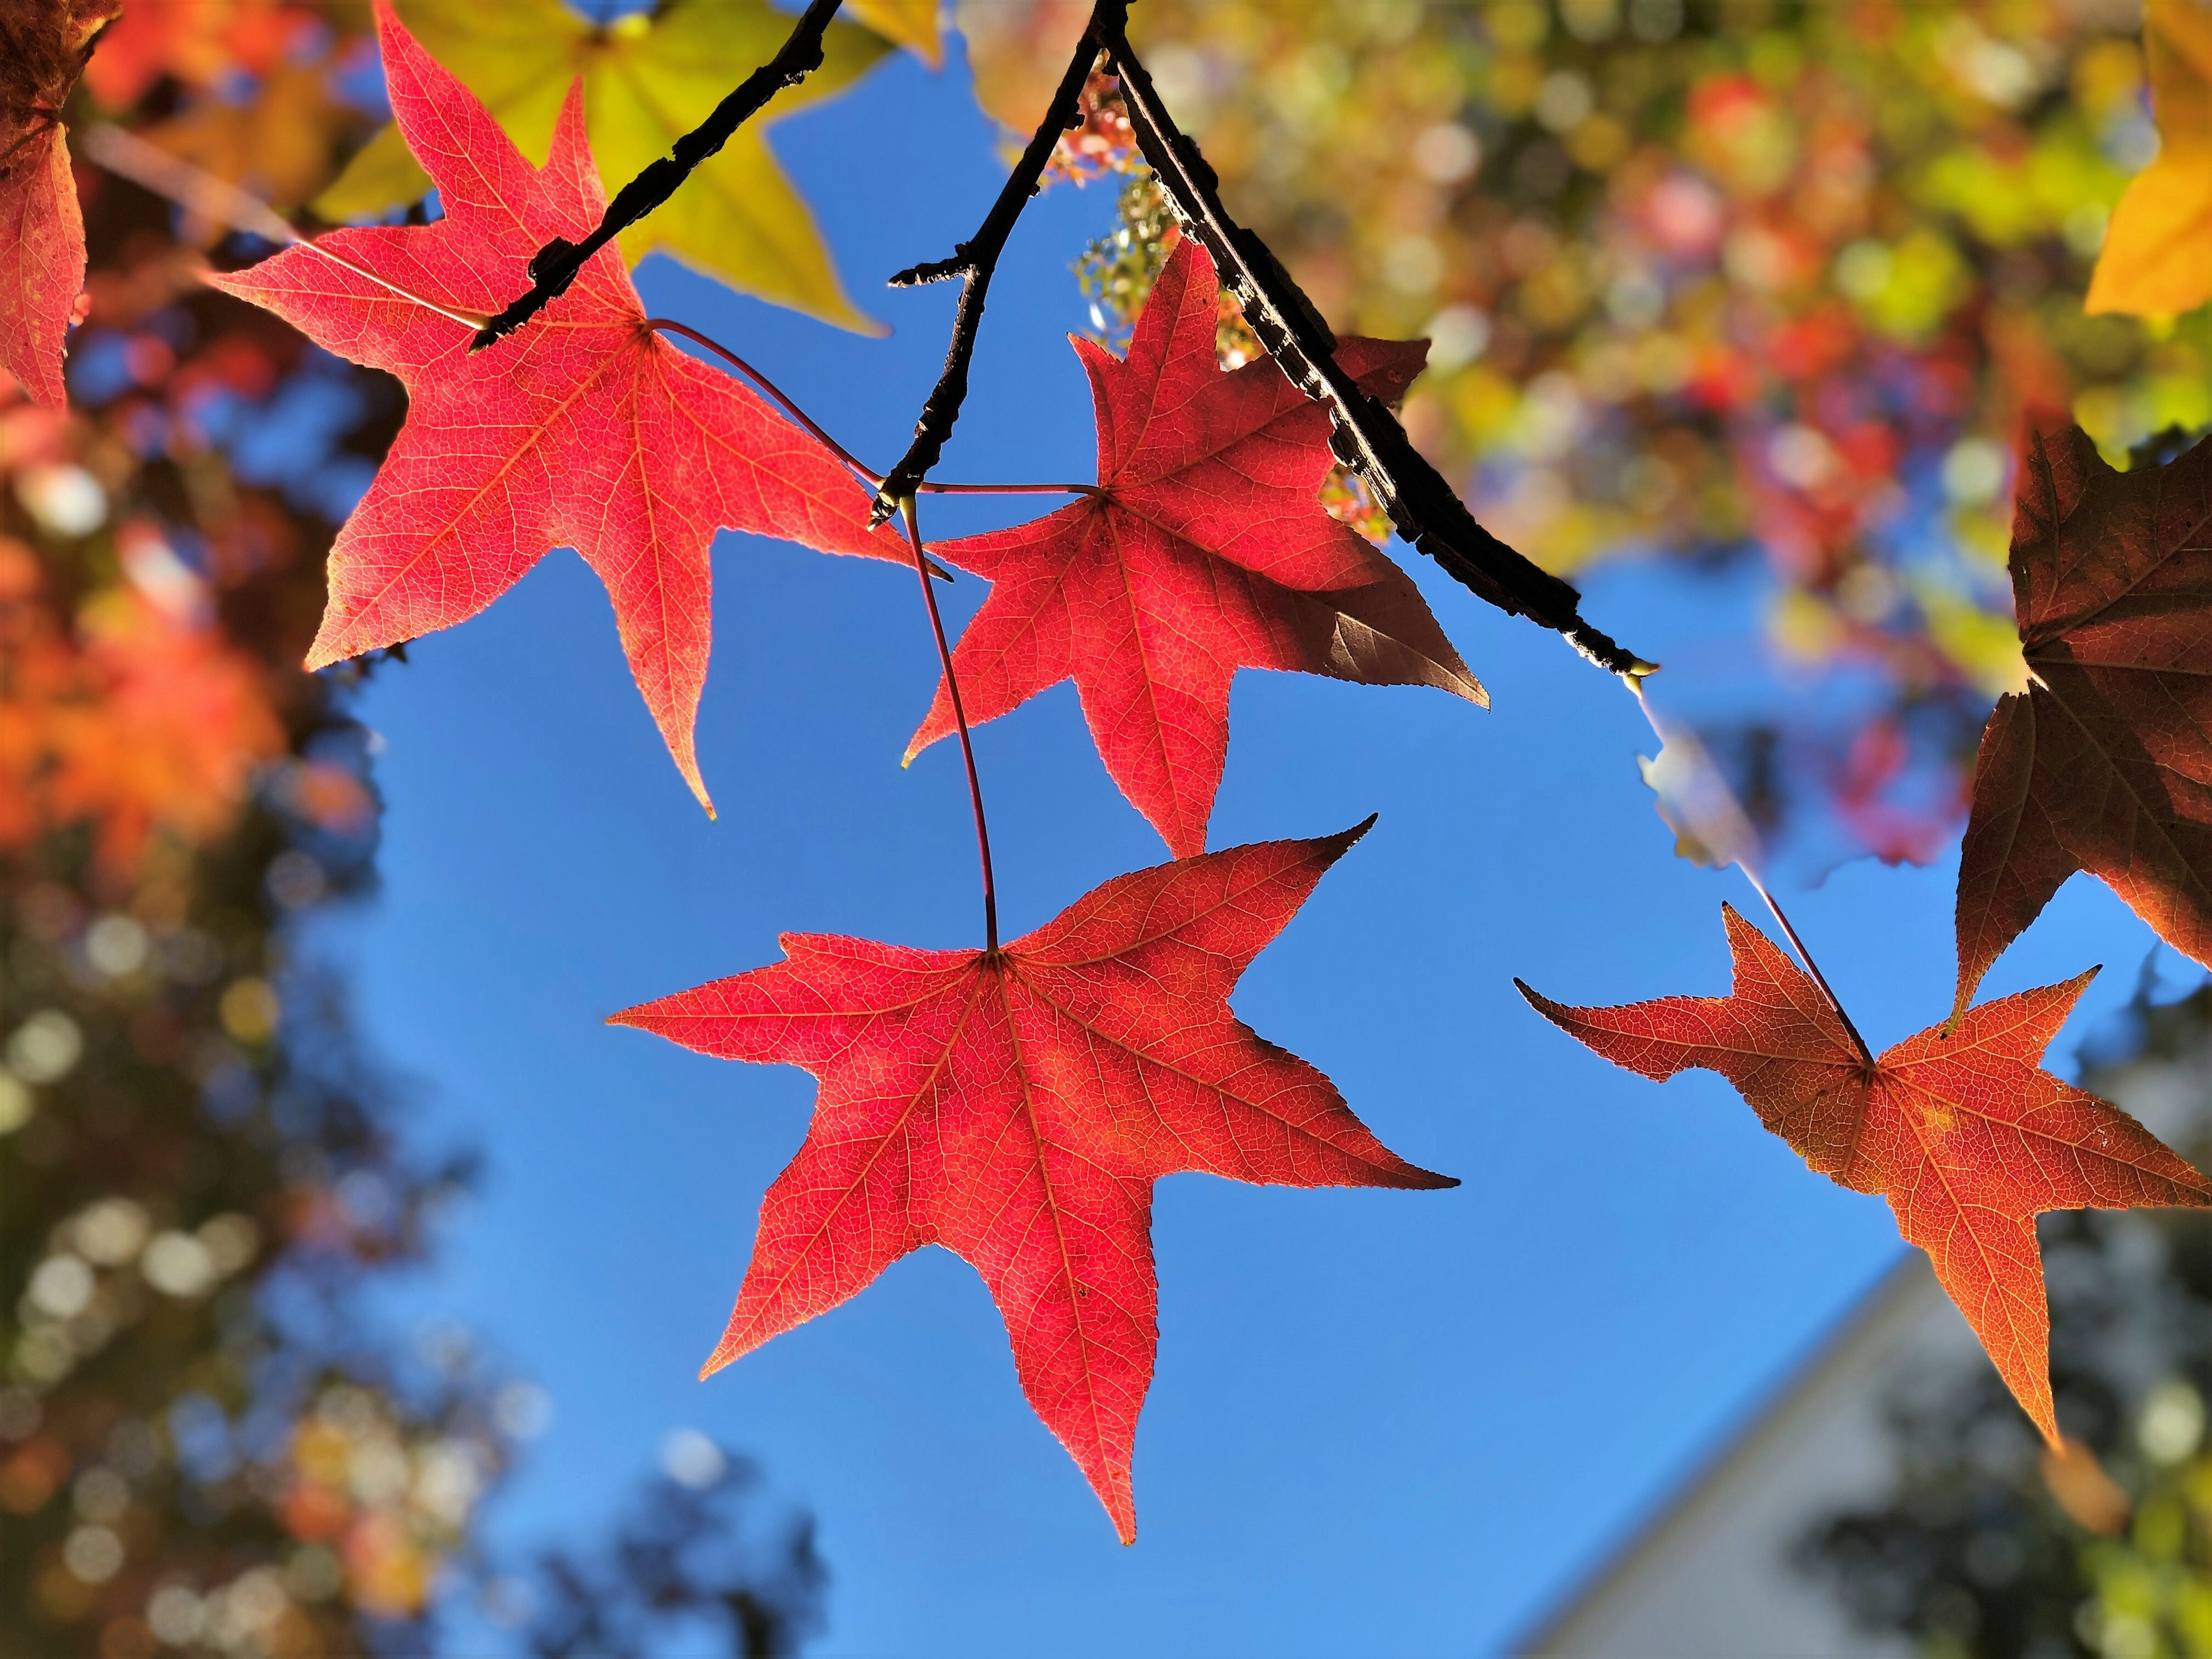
(209, 4, 900, 812)
(1955, 426, 2212, 1014)
(910, 239, 1483, 857)
(614, 823, 1455, 1540)
(1521, 904, 2211, 1442)
(1, 0, 118, 408)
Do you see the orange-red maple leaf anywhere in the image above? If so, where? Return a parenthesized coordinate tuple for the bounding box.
(1, 0, 118, 407)
(613, 823, 1455, 1541)
(1954, 426, 2212, 1016)
(1520, 904, 2211, 1443)
(910, 239, 1483, 857)
(209, 5, 901, 812)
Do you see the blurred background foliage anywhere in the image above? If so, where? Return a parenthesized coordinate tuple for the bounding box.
(3, 4, 832, 1652)
(973, 0, 2211, 876)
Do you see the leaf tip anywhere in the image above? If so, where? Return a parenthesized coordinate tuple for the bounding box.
(698, 1332, 744, 1381)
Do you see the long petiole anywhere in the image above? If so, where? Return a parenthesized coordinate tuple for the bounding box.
(648, 317, 880, 482)
(1628, 683, 1873, 1064)
(647, 318, 1086, 579)
(869, 1, 1126, 518)
(1743, 873, 1876, 1067)
(650, 325, 1099, 504)
(81, 123, 495, 334)
(900, 497, 999, 953)
(921, 482, 1101, 497)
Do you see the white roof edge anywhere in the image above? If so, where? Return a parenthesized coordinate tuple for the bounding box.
(1508, 1250, 1941, 1657)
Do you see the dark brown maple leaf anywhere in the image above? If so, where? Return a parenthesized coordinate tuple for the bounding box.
(1955, 426, 2212, 1016)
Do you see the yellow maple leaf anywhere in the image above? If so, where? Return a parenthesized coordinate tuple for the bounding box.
(312, 0, 895, 330)
(847, 0, 942, 66)
(2086, 0, 2212, 318)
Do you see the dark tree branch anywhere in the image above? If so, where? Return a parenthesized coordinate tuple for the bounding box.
(1100, 25, 1653, 679)
(868, 0, 1128, 522)
(471, 0, 849, 350)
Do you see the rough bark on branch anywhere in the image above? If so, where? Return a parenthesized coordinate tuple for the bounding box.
(1101, 24, 1650, 678)
(472, 0, 849, 349)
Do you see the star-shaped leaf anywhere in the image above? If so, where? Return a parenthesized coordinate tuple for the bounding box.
(1521, 904, 2211, 1442)
(615, 823, 1456, 1541)
(1, 0, 118, 407)
(1954, 426, 2212, 1015)
(314, 0, 892, 329)
(912, 238, 1483, 857)
(211, 5, 902, 811)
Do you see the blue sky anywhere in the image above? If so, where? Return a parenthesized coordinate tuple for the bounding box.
(319, 36, 2184, 1657)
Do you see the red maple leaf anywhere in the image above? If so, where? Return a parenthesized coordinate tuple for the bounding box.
(209, 4, 900, 811)
(1955, 426, 2212, 1013)
(910, 239, 1483, 857)
(613, 823, 1454, 1540)
(1, 0, 118, 408)
(1520, 904, 2211, 1441)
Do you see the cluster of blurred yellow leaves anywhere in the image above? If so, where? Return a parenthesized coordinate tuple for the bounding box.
(2089, 0, 2212, 317)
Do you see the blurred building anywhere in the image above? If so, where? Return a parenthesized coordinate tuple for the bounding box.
(1517, 996, 2212, 1658)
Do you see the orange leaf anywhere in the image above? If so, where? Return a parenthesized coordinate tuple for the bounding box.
(1520, 904, 2211, 1445)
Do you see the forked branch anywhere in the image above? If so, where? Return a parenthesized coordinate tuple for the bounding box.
(472, 0, 849, 349)
(870, 0, 1130, 520)
(1098, 24, 1652, 680)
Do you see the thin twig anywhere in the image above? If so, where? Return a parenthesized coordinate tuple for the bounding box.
(901, 497, 999, 953)
(649, 322, 1097, 505)
(1627, 684, 1874, 1063)
(1099, 26, 1653, 681)
(870, 0, 1129, 521)
(473, 0, 849, 349)
(81, 124, 493, 333)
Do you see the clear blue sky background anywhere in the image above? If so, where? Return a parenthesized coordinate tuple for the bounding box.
(318, 35, 2178, 1657)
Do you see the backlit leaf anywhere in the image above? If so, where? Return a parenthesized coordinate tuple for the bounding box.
(212, 6, 903, 811)
(616, 824, 1455, 1541)
(1522, 904, 2212, 1444)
